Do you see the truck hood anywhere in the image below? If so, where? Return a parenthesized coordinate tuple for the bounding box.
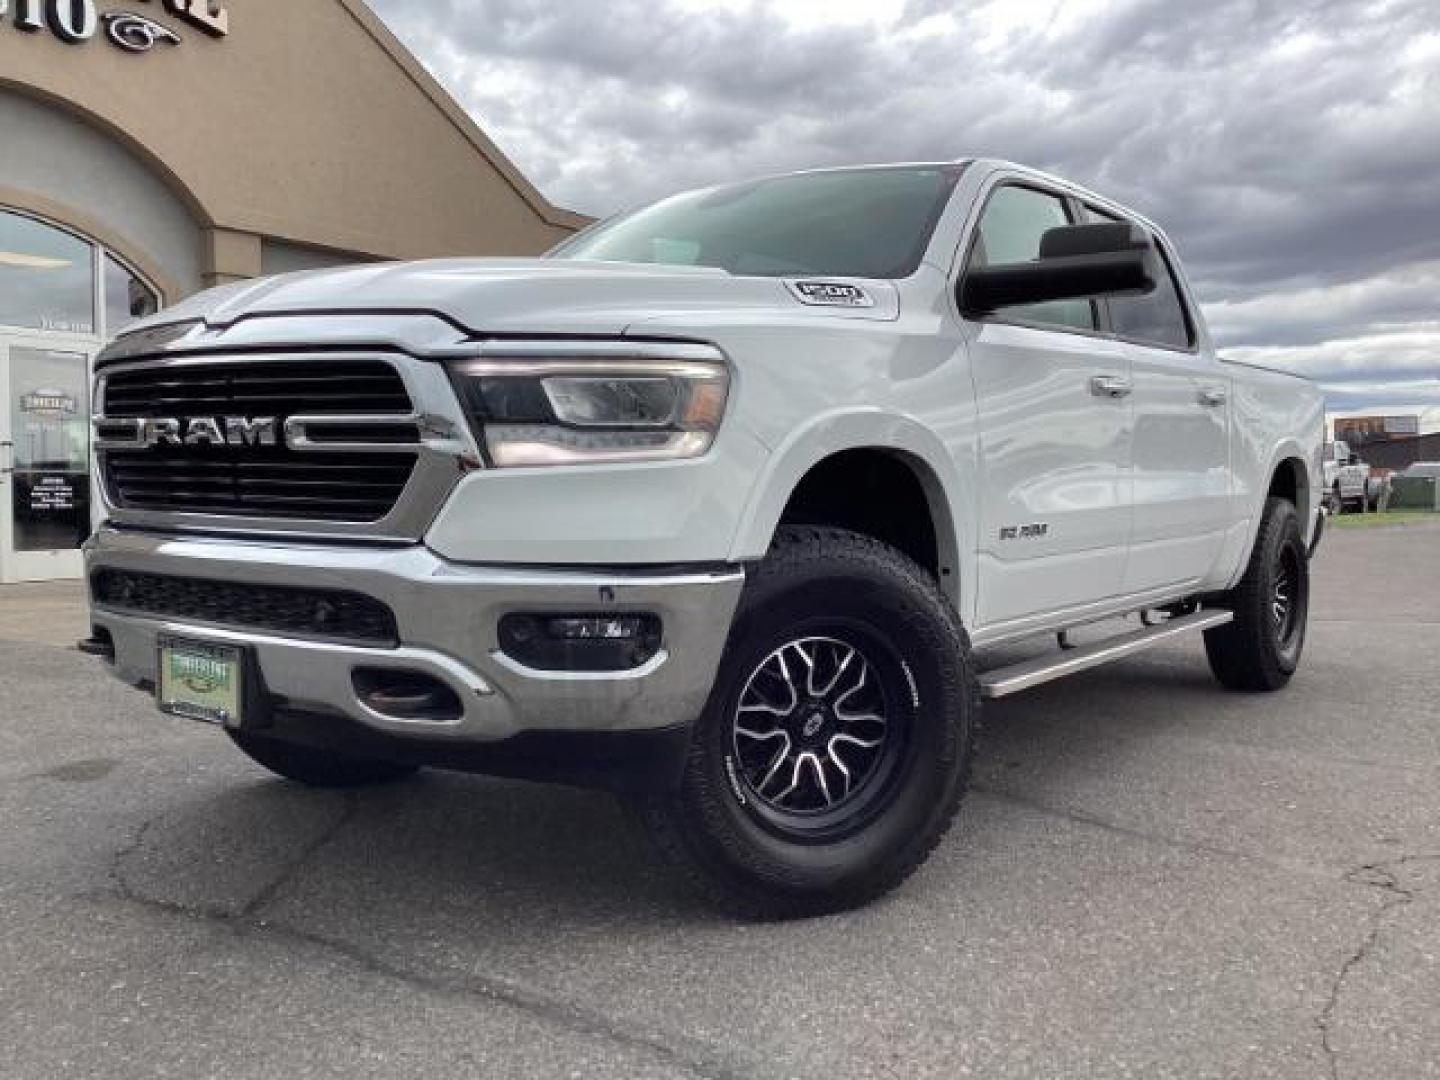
(140, 258, 899, 337)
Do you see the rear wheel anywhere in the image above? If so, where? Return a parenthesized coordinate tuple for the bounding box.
(1204, 497, 1309, 691)
(634, 526, 977, 919)
(227, 730, 419, 788)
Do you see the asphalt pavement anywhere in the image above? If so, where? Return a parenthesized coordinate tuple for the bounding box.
(1, 522, 1437, 1079)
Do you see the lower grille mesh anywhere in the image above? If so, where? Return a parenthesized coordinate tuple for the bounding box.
(92, 570, 399, 647)
(100, 449, 417, 522)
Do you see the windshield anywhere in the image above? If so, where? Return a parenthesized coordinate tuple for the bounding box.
(550, 165, 967, 279)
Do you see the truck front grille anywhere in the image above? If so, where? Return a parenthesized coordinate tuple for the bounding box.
(92, 569, 400, 647)
(99, 359, 417, 523)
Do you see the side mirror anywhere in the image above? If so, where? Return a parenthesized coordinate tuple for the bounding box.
(960, 221, 1156, 316)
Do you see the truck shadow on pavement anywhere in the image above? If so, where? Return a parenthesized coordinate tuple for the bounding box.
(109, 645, 1248, 931)
(111, 763, 708, 928)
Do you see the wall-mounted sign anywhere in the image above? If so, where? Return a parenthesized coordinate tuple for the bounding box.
(102, 11, 180, 51)
(1, 0, 228, 54)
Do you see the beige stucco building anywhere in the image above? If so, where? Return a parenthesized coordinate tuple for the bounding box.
(0, 0, 585, 582)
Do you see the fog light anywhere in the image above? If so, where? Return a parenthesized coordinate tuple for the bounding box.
(499, 613, 663, 672)
(546, 616, 648, 641)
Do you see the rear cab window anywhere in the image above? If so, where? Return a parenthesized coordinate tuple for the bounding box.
(1083, 205, 1196, 351)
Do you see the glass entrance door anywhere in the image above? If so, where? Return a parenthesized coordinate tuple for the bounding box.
(0, 339, 96, 584)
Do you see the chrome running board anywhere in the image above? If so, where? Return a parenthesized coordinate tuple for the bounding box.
(979, 609, 1234, 700)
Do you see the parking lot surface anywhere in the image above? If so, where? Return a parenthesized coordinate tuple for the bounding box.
(2, 523, 1437, 1079)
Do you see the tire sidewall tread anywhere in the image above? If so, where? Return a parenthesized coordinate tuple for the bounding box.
(1204, 497, 1309, 692)
(636, 526, 979, 919)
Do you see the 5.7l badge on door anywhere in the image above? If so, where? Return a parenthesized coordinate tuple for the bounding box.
(1000, 523, 1050, 541)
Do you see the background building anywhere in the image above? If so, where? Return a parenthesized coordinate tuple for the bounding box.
(0, 0, 586, 582)
(1333, 414, 1423, 447)
(1356, 435, 1440, 474)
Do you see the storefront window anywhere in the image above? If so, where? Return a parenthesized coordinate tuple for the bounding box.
(104, 253, 160, 333)
(0, 210, 96, 334)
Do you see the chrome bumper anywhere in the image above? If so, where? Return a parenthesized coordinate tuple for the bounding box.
(84, 527, 743, 745)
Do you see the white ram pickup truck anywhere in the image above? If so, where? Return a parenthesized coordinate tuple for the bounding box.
(1323, 439, 1382, 512)
(83, 161, 1325, 916)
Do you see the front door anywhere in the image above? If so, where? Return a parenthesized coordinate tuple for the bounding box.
(0, 339, 96, 584)
(962, 182, 1135, 633)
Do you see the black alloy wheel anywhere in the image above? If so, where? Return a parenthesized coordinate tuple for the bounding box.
(729, 632, 909, 839)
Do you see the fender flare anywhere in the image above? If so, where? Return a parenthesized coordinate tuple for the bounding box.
(727, 408, 974, 610)
(1229, 439, 1316, 584)
(1262, 436, 1316, 518)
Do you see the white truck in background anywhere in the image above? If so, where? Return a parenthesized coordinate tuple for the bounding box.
(82, 160, 1325, 916)
(1323, 439, 1384, 512)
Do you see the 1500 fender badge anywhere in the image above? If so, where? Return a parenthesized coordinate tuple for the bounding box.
(787, 280, 876, 308)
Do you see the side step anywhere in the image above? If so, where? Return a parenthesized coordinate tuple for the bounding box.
(979, 609, 1234, 700)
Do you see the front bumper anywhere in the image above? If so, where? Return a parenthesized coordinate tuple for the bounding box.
(85, 527, 743, 782)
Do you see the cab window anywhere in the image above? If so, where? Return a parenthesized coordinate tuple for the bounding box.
(968, 186, 1095, 332)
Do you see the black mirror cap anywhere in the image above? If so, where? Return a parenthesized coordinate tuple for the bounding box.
(960, 248, 1156, 316)
(1039, 220, 1150, 259)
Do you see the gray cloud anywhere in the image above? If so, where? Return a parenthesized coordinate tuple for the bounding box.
(366, 0, 1440, 413)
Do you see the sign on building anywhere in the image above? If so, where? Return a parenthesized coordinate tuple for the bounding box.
(2, 0, 228, 53)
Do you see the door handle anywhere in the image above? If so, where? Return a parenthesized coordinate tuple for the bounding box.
(1197, 386, 1228, 408)
(1089, 375, 1133, 399)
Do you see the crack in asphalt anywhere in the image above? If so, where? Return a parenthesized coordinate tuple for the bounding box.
(977, 785, 1440, 1080)
(103, 803, 744, 1080)
(239, 793, 360, 919)
(972, 785, 1328, 879)
(1317, 855, 1437, 1080)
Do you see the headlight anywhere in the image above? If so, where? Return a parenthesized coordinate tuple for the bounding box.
(449, 354, 729, 467)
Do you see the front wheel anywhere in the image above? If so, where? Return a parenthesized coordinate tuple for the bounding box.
(1204, 497, 1310, 691)
(634, 526, 978, 919)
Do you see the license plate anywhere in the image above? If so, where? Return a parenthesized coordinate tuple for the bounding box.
(157, 637, 244, 727)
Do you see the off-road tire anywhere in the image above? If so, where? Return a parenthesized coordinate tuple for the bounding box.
(227, 730, 419, 788)
(1204, 497, 1309, 692)
(634, 526, 978, 919)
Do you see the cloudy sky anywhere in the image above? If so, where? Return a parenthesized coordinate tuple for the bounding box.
(367, 0, 1440, 418)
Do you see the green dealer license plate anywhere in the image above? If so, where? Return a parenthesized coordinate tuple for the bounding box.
(158, 638, 244, 726)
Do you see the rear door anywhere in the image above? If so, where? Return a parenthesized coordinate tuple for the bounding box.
(1084, 205, 1232, 594)
(960, 181, 1134, 631)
